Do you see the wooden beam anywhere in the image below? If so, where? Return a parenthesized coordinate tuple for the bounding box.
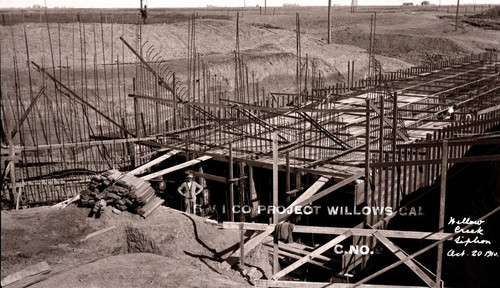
(222, 222, 452, 241)
(129, 150, 180, 176)
(255, 280, 435, 288)
(80, 226, 117, 242)
(272, 231, 351, 280)
(265, 244, 334, 271)
(186, 170, 227, 183)
(130, 93, 367, 114)
(141, 156, 212, 180)
(10, 86, 45, 139)
(292, 172, 364, 208)
(279, 175, 331, 221)
(370, 154, 500, 168)
(229, 143, 234, 222)
(373, 232, 437, 287)
(369, 102, 409, 142)
(273, 132, 279, 274)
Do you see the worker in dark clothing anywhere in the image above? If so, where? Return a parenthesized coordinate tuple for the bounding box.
(177, 173, 203, 214)
(140, 5, 147, 24)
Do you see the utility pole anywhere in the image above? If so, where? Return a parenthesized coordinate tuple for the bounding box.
(139, 0, 147, 25)
(327, 0, 332, 44)
(455, 0, 460, 31)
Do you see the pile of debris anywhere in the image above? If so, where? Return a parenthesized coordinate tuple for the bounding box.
(80, 170, 164, 218)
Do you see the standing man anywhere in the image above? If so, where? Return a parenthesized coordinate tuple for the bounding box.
(177, 173, 203, 214)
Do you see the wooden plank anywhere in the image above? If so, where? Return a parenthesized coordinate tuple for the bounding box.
(141, 155, 212, 180)
(0, 261, 50, 287)
(266, 246, 333, 271)
(272, 231, 351, 280)
(255, 280, 438, 288)
(186, 170, 227, 183)
(222, 222, 452, 241)
(80, 226, 117, 242)
(10, 86, 45, 139)
(373, 232, 437, 287)
(278, 175, 331, 222)
(291, 172, 364, 208)
(129, 150, 180, 176)
(49, 194, 80, 210)
(141, 198, 165, 218)
(276, 242, 334, 263)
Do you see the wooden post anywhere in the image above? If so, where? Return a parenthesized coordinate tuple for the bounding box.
(229, 143, 234, 222)
(272, 132, 279, 274)
(286, 151, 291, 202)
(436, 140, 448, 283)
(133, 78, 139, 136)
(239, 162, 246, 267)
(364, 99, 371, 268)
(327, 0, 332, 44)
(249, 164, 258, 219)
(172, 73, 177, 130)
(378, 92, 384, 208)
(392, 92, 397, 163)
(155, 74, 160, 133)
(240, 221, 245, 266)
(455, 0, 460, 31)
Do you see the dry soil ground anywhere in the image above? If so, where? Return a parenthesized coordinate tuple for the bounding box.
(1, 205, 270, 287)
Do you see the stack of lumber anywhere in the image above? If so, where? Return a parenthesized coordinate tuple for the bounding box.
(80, 169, 164, 218)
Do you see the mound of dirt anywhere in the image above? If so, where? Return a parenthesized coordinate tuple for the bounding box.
(0, 18, 411, 84)
(332, 30, 468, 64)
(1, 205, 269, 287)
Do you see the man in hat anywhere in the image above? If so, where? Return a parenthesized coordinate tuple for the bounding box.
(177, 173, 203, 214)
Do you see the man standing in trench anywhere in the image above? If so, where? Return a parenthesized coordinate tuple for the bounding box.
(177, 173, 203, 214)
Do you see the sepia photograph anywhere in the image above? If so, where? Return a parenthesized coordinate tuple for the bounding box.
(1, 0, 499, 287)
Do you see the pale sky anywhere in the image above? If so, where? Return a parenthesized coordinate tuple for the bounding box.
(0, 0, 498, 9)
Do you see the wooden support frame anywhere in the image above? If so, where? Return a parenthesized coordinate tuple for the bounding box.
(351, 206, 500, 287)
(373, 232, 437, 287)
(369, 101, 409, 142)
(272, 231, 352, 280)
(255, 280, 437, 288)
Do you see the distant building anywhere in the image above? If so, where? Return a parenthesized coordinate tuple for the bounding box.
(421, 1, 430, 5)
(402, 2, 414, 6)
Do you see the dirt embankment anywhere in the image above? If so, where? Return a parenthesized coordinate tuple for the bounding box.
(1, 205, 268, 287)
(0, 18, 412, 94)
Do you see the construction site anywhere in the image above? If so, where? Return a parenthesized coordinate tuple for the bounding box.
(1, 1, 500, 288)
